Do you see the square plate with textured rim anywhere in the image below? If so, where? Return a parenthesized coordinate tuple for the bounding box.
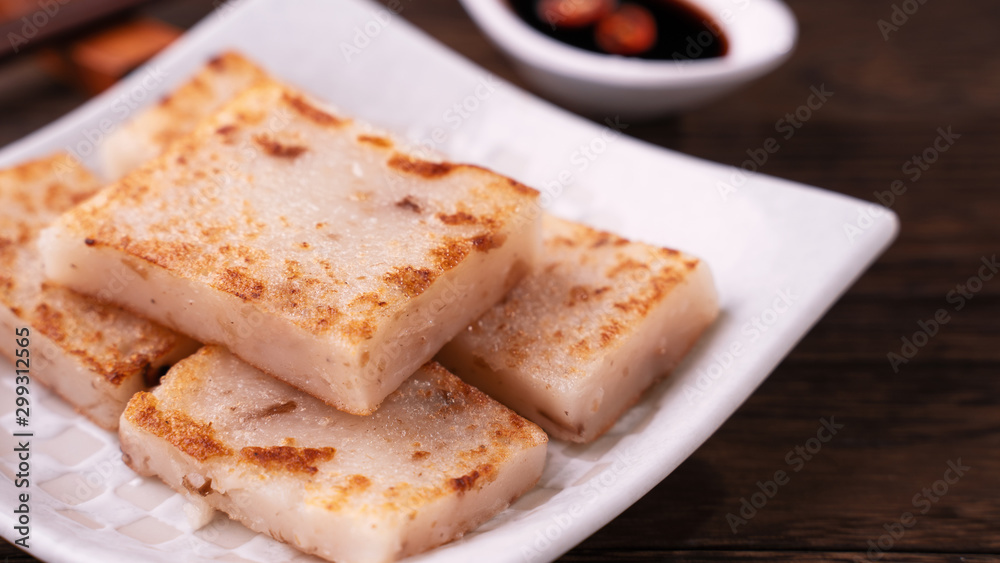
(0, 0, 898, 561)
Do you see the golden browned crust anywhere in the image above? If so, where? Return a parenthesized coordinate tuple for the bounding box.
(255, 400, 297, 417)
(338, 362, 545, 510)
(54, 79, 541, 344)
(429, 238, 471, 271)
(213, 267, 266, 301)
(126, 392, 232, 462)
(382, 266, 433, 298)
(252, 134, 308, 158)
(128, 349, 547, 516)
(240, 446, 337, 475)
(0, 153, 97, 246)
(437, 211, 478, 225)
(281, 91, 345, 127)
(470, 232, 506, 252)
(448, 464, 494, 493)
(387, 154, 455, 178)
(395, 196, 421, 212)
(457, 215, 701, 375)
(357, 134, 393, 148)
(0, 153, 189, 388)
(318, 474, 376, 512)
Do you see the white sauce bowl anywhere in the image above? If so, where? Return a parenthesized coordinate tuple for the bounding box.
(458, 0, 798, 118)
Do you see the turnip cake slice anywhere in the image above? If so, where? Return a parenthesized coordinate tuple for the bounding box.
(41, 80, 541, 414)
(438, 215, 719, 443)
(119, 346, 547, 563)
(0, 154, 197, 429)
(101, 50, 270, 179)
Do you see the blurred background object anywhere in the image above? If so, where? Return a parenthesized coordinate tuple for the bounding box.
(0, 0, 189, 95)
(0, 0, 207, 144)
(37, 16, 179, 94)
(0, 0, 151, 60)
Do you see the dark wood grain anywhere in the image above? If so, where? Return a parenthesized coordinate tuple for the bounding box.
(1, 0, 998, 562)
(0, 0, 155, 60)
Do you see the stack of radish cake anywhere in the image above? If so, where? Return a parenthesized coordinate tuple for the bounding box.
(20, 51, 719, 563)
(42, 78, 541, 415)
(39, 68, 545, 562)
(0, 154, 196, 429)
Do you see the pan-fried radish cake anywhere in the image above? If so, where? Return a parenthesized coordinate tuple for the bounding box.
(41, 79, 541, 415)
(100, 51, 270, 179)
(0, 154, 197, 429)
(438, 215, 718, 443)
(119, 346, 547, 563)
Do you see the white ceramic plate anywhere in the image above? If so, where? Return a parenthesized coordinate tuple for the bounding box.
(0, 0, 898, 561)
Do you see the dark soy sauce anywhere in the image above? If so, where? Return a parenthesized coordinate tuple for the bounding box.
(510, 0, 728, 61)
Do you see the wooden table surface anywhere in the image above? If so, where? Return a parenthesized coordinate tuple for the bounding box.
(2, 0, 998, 561)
